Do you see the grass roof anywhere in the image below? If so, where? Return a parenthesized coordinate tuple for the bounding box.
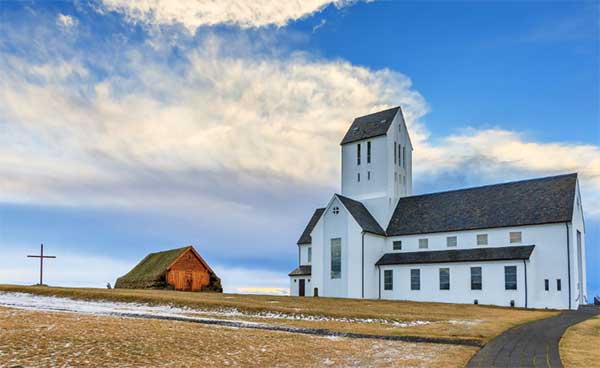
(115, 246, 190, 288)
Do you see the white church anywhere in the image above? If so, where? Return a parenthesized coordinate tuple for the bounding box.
(289, 106, 587, 310)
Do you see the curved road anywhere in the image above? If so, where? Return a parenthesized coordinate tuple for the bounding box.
(467, 307, 599, 368)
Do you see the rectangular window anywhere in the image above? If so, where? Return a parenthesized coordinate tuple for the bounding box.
(307, 247, 312, 263)
(393, 240, 402, 250)
(477, 234, 488, 246)
(419, 238, 428, 249)
(403, 146, 406, 168)
(447, 236, 457, 247)
(411, 269, 420, 290)
(544, 279, 549, 291)
(505, 266, 517, 290)
(357, 173, 360, 182)
(357, 143, 361, 165)
(557, 279, 562, 291)
(398, 144, 402, 166)
(367, 141, 371, 163)
(471, 267, 482, 290)
(394, 142, 397, 164)
(510, 232, 522, 244)
(439, 268, 450, 290)
(330, 238, 341, 279)
(368, 171, 371, 180)
(384, 270, 393, 290)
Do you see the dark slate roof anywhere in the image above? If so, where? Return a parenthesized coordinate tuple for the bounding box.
(376, 245, 535, 266)
(337, 194, 385, 235)
(297, 208, 325, 244)
(288, 265, 312, 276)
(340, 106, 401, 145)
(386, 174, 577, 236)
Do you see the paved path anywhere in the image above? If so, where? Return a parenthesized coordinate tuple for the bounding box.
(467, 307, 600, 368)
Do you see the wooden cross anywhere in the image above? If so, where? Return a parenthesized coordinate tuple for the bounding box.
(27, 243, 56, 286)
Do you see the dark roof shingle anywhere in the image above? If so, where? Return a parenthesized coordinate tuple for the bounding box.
(340, 107, 401, 145)
(297, 208, 325, 244)
(337, 194, 385, 235)
(386, 174, 577, 236)
(288, 265, 312, 276)
(376, 245, 535, 266)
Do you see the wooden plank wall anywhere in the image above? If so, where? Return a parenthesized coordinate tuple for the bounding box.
(166, 249, 210, 291)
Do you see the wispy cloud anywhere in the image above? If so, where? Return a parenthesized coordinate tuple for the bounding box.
(99, 0, 356, 32)
(57, 13, 77, 28)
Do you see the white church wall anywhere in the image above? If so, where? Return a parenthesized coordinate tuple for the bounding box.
(379, 260, 526, 307)
(310, 214, 325, 297)
(384, 223, 573, 309)
(289, 276, 313, 297)
(298, 244, 311, 265)
(321, 197, 349, 298)
(570, 179, 587, 308)
(362, 233, 386, 299)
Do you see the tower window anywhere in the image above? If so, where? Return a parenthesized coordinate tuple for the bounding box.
(367, 141, 371, 163)
(357, 173, 360, 182)
(394, 142, 397, 164)
(332, 206, 340, 215)
(357, 143, 361, 165)
(403, 146, 406, 168)
(419, 239, 428, 249)
(447, 236, 457, 247)
(509, 232, 522, 244)
(367, 171, 371, 180)
(393, 240, 402, 250)
(398, 144, 401, 166)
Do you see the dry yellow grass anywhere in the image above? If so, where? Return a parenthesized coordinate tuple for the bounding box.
(560, 315, 600, 367)
(0, 307, 478, 367)
(0, 284, 557, 343)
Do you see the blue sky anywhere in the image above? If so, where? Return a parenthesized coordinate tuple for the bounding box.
(0, 0, 598, 296)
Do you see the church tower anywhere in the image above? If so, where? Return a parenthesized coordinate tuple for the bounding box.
(340, 106, 413, 227)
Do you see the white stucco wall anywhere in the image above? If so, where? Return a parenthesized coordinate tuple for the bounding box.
(290, 276, 313, 297)
(298, 244, 312, 266)
(379, 260, 526, 307)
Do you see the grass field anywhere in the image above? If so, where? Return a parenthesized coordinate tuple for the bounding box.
(0, 285, 559, 367)
(0, 306, 478, 367)
(560, 314, 600, 367)
(0, 285, 556, 343)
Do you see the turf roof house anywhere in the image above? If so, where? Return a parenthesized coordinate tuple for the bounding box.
(289, 106, 587, 310)
(116, 246, 222, 292)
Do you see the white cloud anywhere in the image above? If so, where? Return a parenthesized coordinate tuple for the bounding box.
(100, 0, 355, 31)
(0, 35, 427, 213)
(57, 13, 77, 28)
(414, 128, 600, 216)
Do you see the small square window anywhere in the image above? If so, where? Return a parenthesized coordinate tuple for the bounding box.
(447, 236, 457, 247)
(477, 234, 488, 246)
(332, 206, 340, 215)
(419, 239, 428, 249)
(509, 232, 522, 244)
(393, 240, 402, 250)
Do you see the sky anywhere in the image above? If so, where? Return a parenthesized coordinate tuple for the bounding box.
(0, 0, 598, 297)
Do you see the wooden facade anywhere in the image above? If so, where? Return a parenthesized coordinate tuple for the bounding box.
(166, 248, 211, 291)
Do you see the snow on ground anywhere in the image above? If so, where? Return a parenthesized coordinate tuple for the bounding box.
(0, 292, 435, 328)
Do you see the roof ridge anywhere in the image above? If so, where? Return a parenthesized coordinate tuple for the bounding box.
(353, 105, 401, 120)
(402, 173, 578, 200)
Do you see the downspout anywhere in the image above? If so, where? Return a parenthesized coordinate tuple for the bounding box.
(378, 266, 381, 300)
(566, 222, 572, 310)
(523, 259, 528, 308)
(362, 232, 365, 299)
